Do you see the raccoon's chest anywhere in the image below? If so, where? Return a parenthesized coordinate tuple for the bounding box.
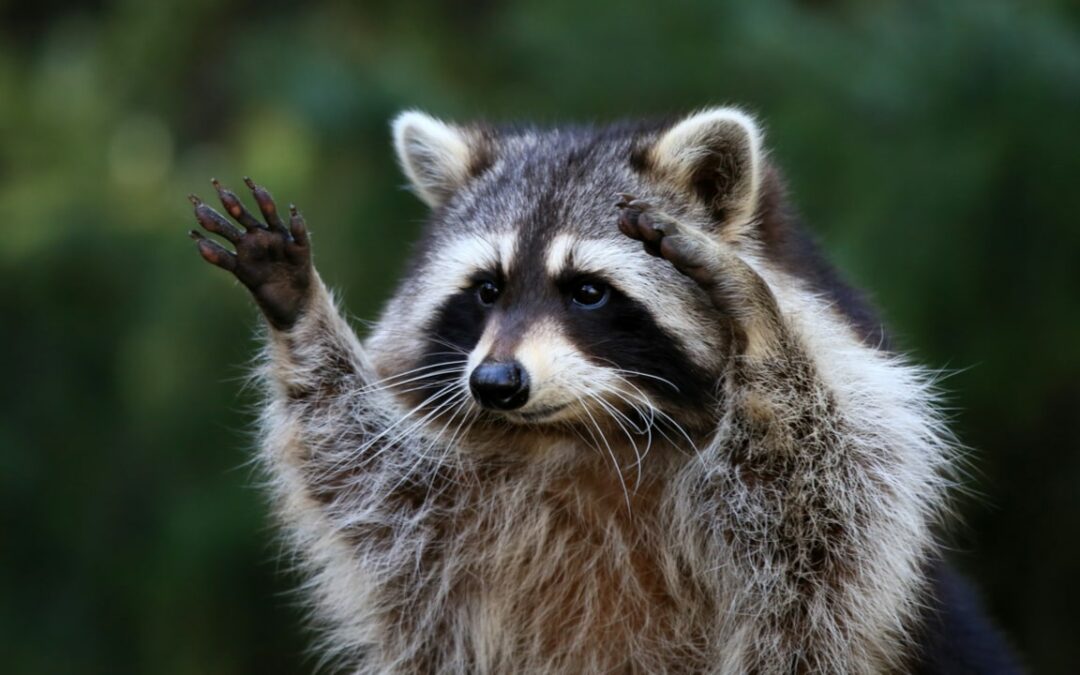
(377, 456, 712, 671)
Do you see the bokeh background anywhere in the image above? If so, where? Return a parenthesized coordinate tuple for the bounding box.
(2, 0, 1078, 672)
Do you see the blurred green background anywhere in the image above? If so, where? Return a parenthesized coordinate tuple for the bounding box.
(2, 0, 1078, 672)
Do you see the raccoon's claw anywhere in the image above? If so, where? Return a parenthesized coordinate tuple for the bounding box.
(189, 178, 313, 330)
(616, 197, 670, 258)
(614, 192, 651, 210)
(244, 176, 290, 236)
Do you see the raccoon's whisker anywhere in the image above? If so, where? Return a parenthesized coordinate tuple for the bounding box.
(603, 372, 658, 411)
(575, 395, 632, 513)
(390, 392, 472, 492)
(361, 325, 471, 356)
(364, 394, 467, 479)
(606, 374, 703, 464)
(651, 409, 697, 454)
(587, 391, 647, 451)
(348, 380, 463, 469)
(438, 397, 477, 462)
(645, 407, 697, 460)
(425, 334, 473, 356)
(358, 371, 460, 399)
(573, 381, 653, 450)
(359, 361, 469, 393)
(585, 391, 637, 441)
(443, 410, 481, 471)
(617, 370, 681, 393)
(586, 392, 647, 485)
(375, 369, 469, 395)
(591, 359, 683, 393)
(447, 397, 481, 449)
(567, 422, 608, 467)
(427, 393, 473, 454)
(389, 381, 463, 396)
(602, 389, 656, 468)
(373, 386, 465, 456)
(609, 373, 697, 448)
(596, 389, 652, 435)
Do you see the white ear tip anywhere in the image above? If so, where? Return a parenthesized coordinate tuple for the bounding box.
(392, 110, 436, 142)
(392, 110, 449, 160)
(391, 110, 474, 208)
(661, 106, 763, 158)
(650, 106, 765, 228)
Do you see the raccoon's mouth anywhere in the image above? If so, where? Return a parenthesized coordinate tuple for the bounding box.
(512, 404, 571, 423)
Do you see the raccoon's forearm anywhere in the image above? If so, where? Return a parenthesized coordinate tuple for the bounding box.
(696, 325, 945, 672)
(257, 271, 379, 530)
(619, 203, 946, 668)
(262, 272, 369, 401)
(257, 272, 376, 494)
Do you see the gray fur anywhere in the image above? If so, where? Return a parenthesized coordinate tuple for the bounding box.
(252, 109, 955, 673)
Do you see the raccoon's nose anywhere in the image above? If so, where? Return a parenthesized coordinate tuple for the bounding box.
(469, 360, 530, 411)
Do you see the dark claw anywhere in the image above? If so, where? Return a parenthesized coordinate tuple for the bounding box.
(288, 204, 309, 246)
(636, 211, 665, 242)
(615, 197, 672, 261)
(244, 176, 289, 235)
(191, 231, 237, 271)
(194, 202, 244, 243)
(617, 206, 643, 240)
(618, 207, 662, 242)
(212, 178, 264, 231)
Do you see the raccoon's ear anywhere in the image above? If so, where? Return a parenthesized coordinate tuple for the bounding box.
(392, 110, 489, 208)
(648, 107, 764, 231)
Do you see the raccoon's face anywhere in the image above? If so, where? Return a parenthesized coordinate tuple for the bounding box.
(367, 108, 764, 441)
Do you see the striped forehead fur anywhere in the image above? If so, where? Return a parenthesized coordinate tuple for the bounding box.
(366, 231, 517, 364)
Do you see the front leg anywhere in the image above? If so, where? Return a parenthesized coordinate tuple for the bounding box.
(616, 197, 918, 671)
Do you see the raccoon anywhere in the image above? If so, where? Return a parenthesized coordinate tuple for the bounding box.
(188, 108, 1019, 673)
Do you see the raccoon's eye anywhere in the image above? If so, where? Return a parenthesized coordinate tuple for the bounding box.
(476, 280, 500, 306)
(571, 280, 610, 309)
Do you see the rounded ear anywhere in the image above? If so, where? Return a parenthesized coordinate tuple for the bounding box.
(648, 107, 764, 231)
(392, 110, 489, 209)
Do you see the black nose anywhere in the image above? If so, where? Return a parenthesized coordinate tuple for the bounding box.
(469, 360, 530, 410)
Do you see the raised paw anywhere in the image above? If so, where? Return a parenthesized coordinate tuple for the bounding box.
(188, 178, 313, 330)
(615, 194, 718, 287)
(616, 193, 785, 354)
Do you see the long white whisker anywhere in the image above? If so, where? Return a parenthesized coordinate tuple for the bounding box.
(609, 373, 699, 456)
(378, 372, 471, 396)
(591, 359, 682, 393)
(389, 392, 471, 492)
(346, 381, 462, 467)
(575, 393, 631, 514)
(359, 361, 469, 393)
(363, 387, 467, 467)
(602, 388, 656, 469)
(587, 391, 645, 485)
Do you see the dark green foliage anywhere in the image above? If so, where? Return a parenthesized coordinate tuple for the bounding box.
(1, 0, 1077, 671)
